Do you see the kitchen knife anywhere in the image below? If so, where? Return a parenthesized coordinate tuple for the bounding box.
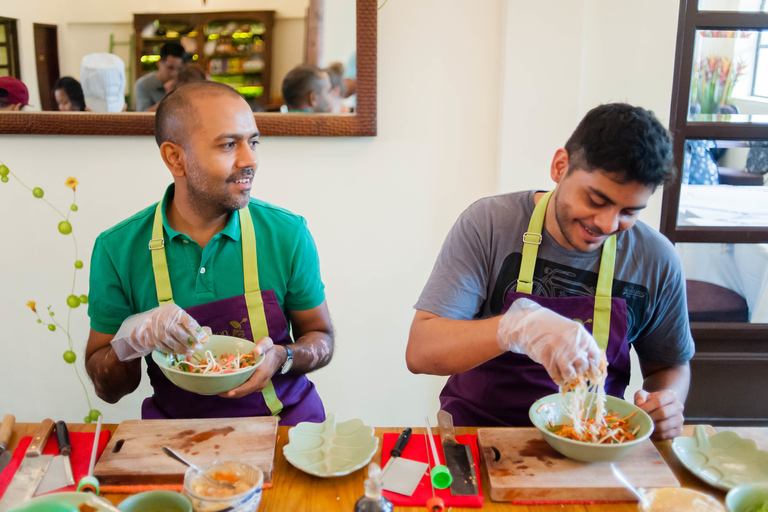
(436, 409, 479, 496)
(0, 418, 55, 510)
(380, 427, 429, 496)
(34, 421, 76, 495)
(380, 427, 411, 478)
(0, 415, 15, 474)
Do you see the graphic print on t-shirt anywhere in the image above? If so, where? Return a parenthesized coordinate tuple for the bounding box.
(489, 252, 650, 343)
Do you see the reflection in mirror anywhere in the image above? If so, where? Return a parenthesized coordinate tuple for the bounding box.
(688, 27, 768, 122)
(4, 0, 356, 114)
(698, 0, 767, 12)
(677, 242, 768, 323)
(678, 139, 768, 227)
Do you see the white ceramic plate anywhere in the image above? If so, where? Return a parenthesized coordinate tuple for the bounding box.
(283, 412, 378, 477)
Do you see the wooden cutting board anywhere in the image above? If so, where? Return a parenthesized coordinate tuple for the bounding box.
(477, 427, 680, 502)
(94, 417, 278, 485)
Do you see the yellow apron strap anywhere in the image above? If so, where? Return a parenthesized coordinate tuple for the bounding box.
(517, 191, 553, 294)
(238, 207, 284, 418)
(150, 203, 174, 305)
(515, 190, 617, 351)
(592, 234, 616, 351)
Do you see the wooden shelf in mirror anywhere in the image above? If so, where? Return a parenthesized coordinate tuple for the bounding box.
(0, 0, 376, 137)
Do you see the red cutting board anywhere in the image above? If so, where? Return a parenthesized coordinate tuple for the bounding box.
(93, 417, 278, 485)
(477, 427, 680, 502)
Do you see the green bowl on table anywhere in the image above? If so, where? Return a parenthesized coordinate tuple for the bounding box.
(151, 335, 264, 396)
(529, 392, 654, 463)
(117, 490, 192, 512)
(726, 483, 768, 512)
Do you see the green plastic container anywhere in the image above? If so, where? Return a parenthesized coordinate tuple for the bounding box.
(152, 335, 263, 396)
(529, 392, 654, 463)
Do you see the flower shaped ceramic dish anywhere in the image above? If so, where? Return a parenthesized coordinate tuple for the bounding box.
(283, 412, 379, 477)
(672, 425, 768, 491)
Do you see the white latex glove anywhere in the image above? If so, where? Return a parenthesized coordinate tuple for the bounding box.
(497, 298, 602, 387)
(110, 303, 210, 361)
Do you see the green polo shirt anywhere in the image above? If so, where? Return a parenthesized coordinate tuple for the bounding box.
(88, 185, 325, 334)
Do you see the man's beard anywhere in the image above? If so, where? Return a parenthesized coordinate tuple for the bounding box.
(185, 154, 253, 219)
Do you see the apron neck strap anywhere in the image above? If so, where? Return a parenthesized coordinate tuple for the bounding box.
(515, 190, 617, 351)
(150, 203, 174, 306)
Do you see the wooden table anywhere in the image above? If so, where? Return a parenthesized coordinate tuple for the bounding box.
(5, 423, 735, 512)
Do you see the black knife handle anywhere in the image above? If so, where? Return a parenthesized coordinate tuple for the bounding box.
(56, 420, 72, 456)
(390, 427, 412, 458)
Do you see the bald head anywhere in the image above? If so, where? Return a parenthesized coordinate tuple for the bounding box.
(155, 81, 247, 148)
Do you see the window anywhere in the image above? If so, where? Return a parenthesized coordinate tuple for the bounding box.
(0, 17, 20, 78)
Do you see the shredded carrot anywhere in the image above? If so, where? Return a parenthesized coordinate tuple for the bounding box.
(170, 350, 258, 374)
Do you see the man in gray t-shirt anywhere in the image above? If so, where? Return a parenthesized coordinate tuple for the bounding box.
(407, 103, 694, 439)
(134, 42, 185, 112)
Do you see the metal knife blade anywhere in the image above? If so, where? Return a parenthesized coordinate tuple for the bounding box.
(35, 420, 76, 495)
(0, 414, 15, 474)
(437, 409, 479, 496)
(0, 418, 55, 511)
(56, 420, 75, 486)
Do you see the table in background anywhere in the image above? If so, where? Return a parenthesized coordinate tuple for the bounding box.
(7, 423, 747, 512)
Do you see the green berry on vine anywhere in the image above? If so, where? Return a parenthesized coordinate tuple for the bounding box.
(75, 260, 84, 269)
(84, 416, 92, 424)
(33, 187, 44, 198)
(0, 176, 8, 183)
(48, 324, 56, 331)
(79, 294, 88, 304)
(71, 204, 78, 211)
(49, 311, 54, 316)
(37, 319, 42, 323)
(63, 350, 76, 364)
(89, 409, 102, 421)
(58, 221, 72, 235)
(0, 165, 9, 177)
(66, 295, 80, 308)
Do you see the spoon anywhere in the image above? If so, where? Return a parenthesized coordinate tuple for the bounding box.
(162, 446, 237, 490)
(610, 463, 648, 506)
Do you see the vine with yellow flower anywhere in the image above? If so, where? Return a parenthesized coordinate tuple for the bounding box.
(0, 163, 101, 423)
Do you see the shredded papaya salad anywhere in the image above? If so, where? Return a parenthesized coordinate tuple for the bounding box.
(169, 350, 258, 374)
(546, 352, 641, 444)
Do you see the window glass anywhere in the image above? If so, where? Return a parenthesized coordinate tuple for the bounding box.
(677, 242, 768, 324)
(698, 0, 764, 11)
(0, 24, 6, 44)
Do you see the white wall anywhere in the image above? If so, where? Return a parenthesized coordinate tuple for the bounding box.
(0, 0, 503, 426)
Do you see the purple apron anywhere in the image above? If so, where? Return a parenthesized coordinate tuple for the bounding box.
(141, 203, 325, 426)
(440, 191, 631, 426)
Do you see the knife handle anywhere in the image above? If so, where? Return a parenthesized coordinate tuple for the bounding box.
(390, 427, 412, 458)
(27, 418, 55, 457)
(0, 414, 14, 449)
(437, 410, 457, 444)
(56, 421, 72, 456)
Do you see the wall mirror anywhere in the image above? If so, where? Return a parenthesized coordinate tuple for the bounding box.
(0, 0, 375, 136)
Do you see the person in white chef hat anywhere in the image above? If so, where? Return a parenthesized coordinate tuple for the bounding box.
(80, 53, 127, 113)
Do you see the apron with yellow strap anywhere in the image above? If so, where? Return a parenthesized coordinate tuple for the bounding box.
(141, 203, 325, 426)
(439, 190, 631, 426)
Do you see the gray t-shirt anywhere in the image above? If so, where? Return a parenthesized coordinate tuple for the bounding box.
(415, 190, 695, 365)
(134, 72, 166, 111)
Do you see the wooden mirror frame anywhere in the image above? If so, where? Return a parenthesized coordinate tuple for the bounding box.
(0, 0, 376, 137)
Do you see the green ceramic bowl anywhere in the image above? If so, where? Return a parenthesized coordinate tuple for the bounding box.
(726, 483, 768, 512)
(117, 490, 192, 512)
(283, 412, 379, 477)
(151, 335, 264, 396)
(8, 493, 113, 512)
(529, 393, 654, 463)
(673, 425, 768, 491)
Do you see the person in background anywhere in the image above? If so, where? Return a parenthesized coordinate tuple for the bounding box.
(406, 103, 694, 440)
(81, 53, 127, 113)
(0, 76, 29, 111)
(134, 42, 185, 112)
(169, 63, 207, 92)
(281, 64, 333, 113)
(85, 81, 334, 425)
(54, 76, 86, 112)
(324, 62, 349, 114)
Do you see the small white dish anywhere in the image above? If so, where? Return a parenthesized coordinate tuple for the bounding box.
(283, 412, 378, 477)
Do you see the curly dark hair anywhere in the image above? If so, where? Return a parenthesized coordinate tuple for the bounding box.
(564, 103, 675, 187)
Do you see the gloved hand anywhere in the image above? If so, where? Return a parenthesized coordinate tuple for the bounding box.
(497, 298, 602, 387)
(110, 303, 210, 361)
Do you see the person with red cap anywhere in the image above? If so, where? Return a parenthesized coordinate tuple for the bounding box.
(0, 77, 29, 111)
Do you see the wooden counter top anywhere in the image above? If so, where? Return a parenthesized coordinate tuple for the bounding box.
(5, 423, 733, 511)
